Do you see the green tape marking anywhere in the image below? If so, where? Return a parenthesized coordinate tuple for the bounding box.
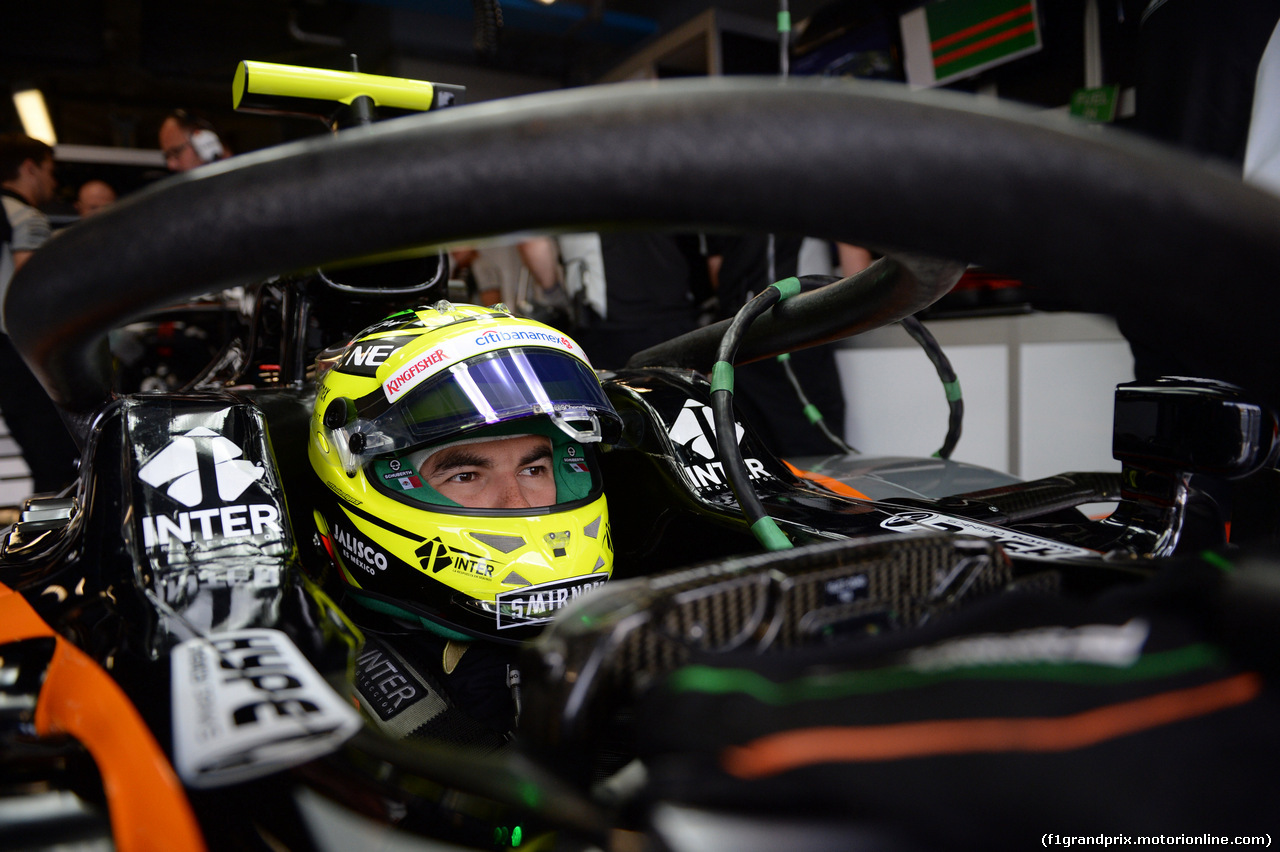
(711, 360, 735, 395)
(770, 276, 802, 301)
(751, 516, 794, 551)
(1199, 550, 1235, 573)
(944, 380, 962, 402)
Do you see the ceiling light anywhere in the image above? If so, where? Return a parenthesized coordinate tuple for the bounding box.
(13, 88, 56, 146)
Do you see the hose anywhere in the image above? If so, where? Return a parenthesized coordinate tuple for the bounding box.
(776, 352, 858, 454)
(711, 278, 803, 552)
(899, 315, 963, 459)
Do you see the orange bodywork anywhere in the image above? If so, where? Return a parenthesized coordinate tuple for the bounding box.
(0, 582, 207, 852)
(783, 460, 872, 501)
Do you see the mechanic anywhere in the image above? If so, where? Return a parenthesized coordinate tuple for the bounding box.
(73, 179, 116, 218)
(309, 303, 620, 751)
(159, 109, 230, 172)
(0, 133, 79, 496)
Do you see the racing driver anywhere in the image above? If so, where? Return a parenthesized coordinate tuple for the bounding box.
(309, 302, 621, 750)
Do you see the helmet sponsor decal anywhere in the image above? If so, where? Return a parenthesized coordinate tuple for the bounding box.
(137, 427, 282, 548)
(562, 444, 589, 473)
(383, 344, 451, 402)
(879, 511, 1097, 560)
(170, 629, 363, 788)
(416, 536, 497, 578)
(666, 400, 774, 495)
(335, 335, 419, 377)
(382, 323, 585, 403)
(473, 326, 576, 352)
(381, 457, 422, 490)
(330, 518, 391, 575)
(353, 636, 430, 723)
(495, 572, 610, 630)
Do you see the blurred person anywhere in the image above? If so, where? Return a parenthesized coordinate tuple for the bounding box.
(159, 109, 230, 172)
(704, 233, 849, 458)
(74, 179, 117, 218)
(519, 232, 705, 369)
(0, 133, 79, 495)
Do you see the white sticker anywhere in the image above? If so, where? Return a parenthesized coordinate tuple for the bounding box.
(382, 323, 585, 403)
(171, 628, 363, 788)
(495, 572, 610, 629)
(879, 510, 1098, 560)
(665, 400, 772, 493)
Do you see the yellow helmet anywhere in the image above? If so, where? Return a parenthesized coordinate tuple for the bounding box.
(308, 303, 621, 644)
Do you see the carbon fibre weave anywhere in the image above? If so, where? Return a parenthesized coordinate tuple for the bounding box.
(944, 472, 1122, 522)
(606, 534, 1009, 696)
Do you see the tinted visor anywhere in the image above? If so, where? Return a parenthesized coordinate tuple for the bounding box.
(344, 348, 619, 470)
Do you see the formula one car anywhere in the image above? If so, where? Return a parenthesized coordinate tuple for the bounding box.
(3, 63, 1280, 852)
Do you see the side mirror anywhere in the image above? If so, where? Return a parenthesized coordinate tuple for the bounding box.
(1113, 377, 1280, 479)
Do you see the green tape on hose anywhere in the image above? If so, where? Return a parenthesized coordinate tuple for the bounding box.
(770, 277, 802, 301)
(777, 10, 792, 32)
(751, 516, 794, 551)
(803, 404, 822, 425)
(1199, 550, 1235, 573)
(776, 352, 791, 363)
(944, 380, 963, 402)
(711, 361, 735, 395)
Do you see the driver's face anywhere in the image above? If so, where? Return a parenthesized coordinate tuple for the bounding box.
(419, 434, 556, 509)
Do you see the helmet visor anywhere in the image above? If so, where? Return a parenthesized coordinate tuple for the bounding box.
(345, 347, 619, 467)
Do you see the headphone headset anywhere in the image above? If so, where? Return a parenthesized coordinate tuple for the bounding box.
(170, 109, 223, 164)
(189, 129, 223, 164)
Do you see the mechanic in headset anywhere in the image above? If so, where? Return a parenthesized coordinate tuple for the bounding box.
(309, 302, 621, 750)
(158, 109, 229, 172)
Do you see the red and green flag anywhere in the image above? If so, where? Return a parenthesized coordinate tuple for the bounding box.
(901, 0, 1042, 88)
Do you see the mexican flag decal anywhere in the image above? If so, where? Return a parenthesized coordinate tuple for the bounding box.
(901, 0, 1041, 88)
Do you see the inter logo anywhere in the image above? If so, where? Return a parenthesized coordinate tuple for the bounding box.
(416, 537, 494, 577)
(138, 428, 281, 548)
(139, 427, 264, 508)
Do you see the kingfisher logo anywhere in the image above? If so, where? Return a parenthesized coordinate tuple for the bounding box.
(138, 428, 282, 548)
(666, 401, 772, 493)
(383, 347, 448, 400)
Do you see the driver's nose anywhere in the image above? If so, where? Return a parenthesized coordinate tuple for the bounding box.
(491, 476, 533, 510)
